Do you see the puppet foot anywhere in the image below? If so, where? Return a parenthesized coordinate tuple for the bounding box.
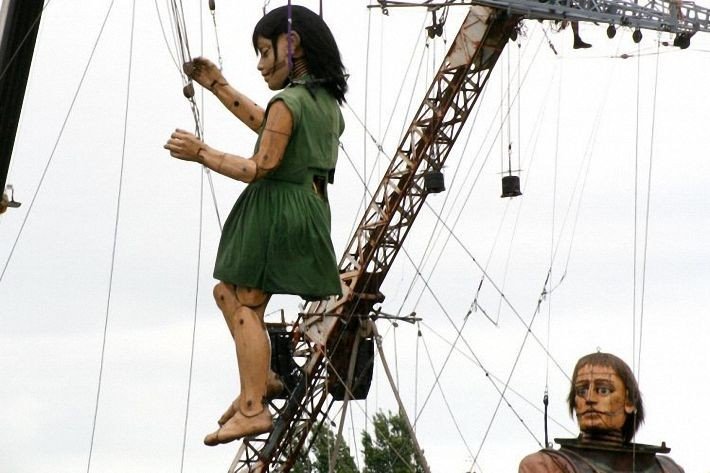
(204, 408, 273, 446)
(573, 37, 592, 49)
(217, 373, 284, 426)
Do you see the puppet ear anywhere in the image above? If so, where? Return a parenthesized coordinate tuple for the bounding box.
(288, 31, 303, 56)
(624, 399, 636, 415)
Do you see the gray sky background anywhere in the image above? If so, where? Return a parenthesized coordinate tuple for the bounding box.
(1, 1, 709, 472)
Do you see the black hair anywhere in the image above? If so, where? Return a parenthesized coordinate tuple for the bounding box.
(567, 352, 645, 443)
(252, 5, 348, 104)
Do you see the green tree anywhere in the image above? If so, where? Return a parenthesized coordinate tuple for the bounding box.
(293, 423, 359, 473)
(361, 410, 424, 473)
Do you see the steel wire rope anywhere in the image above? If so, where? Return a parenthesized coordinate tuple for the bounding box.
(631, 35, 646, 384)
(376, 10, 385, 191)
(475, 35, 621, 331)
(86, 1, 134, 471)
(414, 320, 421, 426)
(415, 318, 477, 461)
(393, 237, 558, 438)
(399, 275, 547, 471)
(469, 35, 537, 327)
(385, 13, 475, 321)
(545, 43, 563, 408)
(0, 0, 117, 284)
(392, 27, 546, 324)
(154, 0, 182, 74)
(362, 2, 372, 215)
(208, 1, 223, 71)
(317, 343, 422, 472)
(161, 1, 222, 468)
(302, 318, 404, 468)
(343, 8, 430, 184)
(0, 0, 54, 186)
(409, 207, 570, 377)
(371, 321, 431, 472)
(372, 11, 432, 179)
(163, 1, 231, 468)
(403, 24, 615, 377)
(636, 35, 662, 390)
(296, 274, 428, 471)
(341, 11, 430, 242)
(341, 25, 570, 382)
(410, 292, 547, 453)
(0, 0, 56, 83)
(419, 318, 575, 435)
(336, 142, 528, 440)
(485, 75, 555, 325)
(350, 405, 362, 470)
(626, 31, 663, 470)
(465, 285, 551, 473)
(393, 27, 548, 317)
(180, 162, 205, 473)
(546, 36, 628, 297)
(165, 0, 223, 231)
(318, 316, 432, 471)
(177, 2, 208, 471)
(334, 19, 559, 472)
(326, 11, 439, 374)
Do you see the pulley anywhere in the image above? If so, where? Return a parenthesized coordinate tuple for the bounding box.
(424, 170, 445, 193)
(182, 82, 194, 99)
(501, 175, 522, 198)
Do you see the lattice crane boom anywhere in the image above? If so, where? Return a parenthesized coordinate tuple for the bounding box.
(377, 0, 710, 35)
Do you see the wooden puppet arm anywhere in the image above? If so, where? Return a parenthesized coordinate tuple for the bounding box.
(184, 57, 266, 132)
(211, 81, 266, 133)
(165, 101, 293, 183)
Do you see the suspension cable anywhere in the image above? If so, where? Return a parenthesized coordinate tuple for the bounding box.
(86, 1, 134, 471)
(637, 35, 662, 387)
(0, 0, 117, 284)
(179, 167, 204, 473)
(419, 318, 576, 436)
(0, 0, 56, 83)
(371, 321, 432, 473)
(633, 38, 641, 377)
(396, 30, 548, 323)
(208, 0, 224, 70)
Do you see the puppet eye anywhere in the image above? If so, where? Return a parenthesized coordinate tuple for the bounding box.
(597, 386, 612, 396)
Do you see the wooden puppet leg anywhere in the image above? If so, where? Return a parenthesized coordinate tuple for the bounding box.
(204, 284, 273, 446)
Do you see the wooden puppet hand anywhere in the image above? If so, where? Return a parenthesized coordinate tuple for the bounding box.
(183, 57, 226, 92)
(164, 128, 205, 163)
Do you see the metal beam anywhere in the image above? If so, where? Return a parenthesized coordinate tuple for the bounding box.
(0, 0, 44, 194)
(373, 0, 710, 34)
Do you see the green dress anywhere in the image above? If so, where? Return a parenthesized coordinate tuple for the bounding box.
(213, 81, 344, 300)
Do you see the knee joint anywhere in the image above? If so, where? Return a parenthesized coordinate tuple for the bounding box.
(235, 286, 268, 309)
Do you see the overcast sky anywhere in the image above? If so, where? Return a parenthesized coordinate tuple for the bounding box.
(1, 1, 710, 472)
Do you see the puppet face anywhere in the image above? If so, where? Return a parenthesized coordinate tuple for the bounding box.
(573, 364, 636, 434)
(256, 34, 291, 90)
